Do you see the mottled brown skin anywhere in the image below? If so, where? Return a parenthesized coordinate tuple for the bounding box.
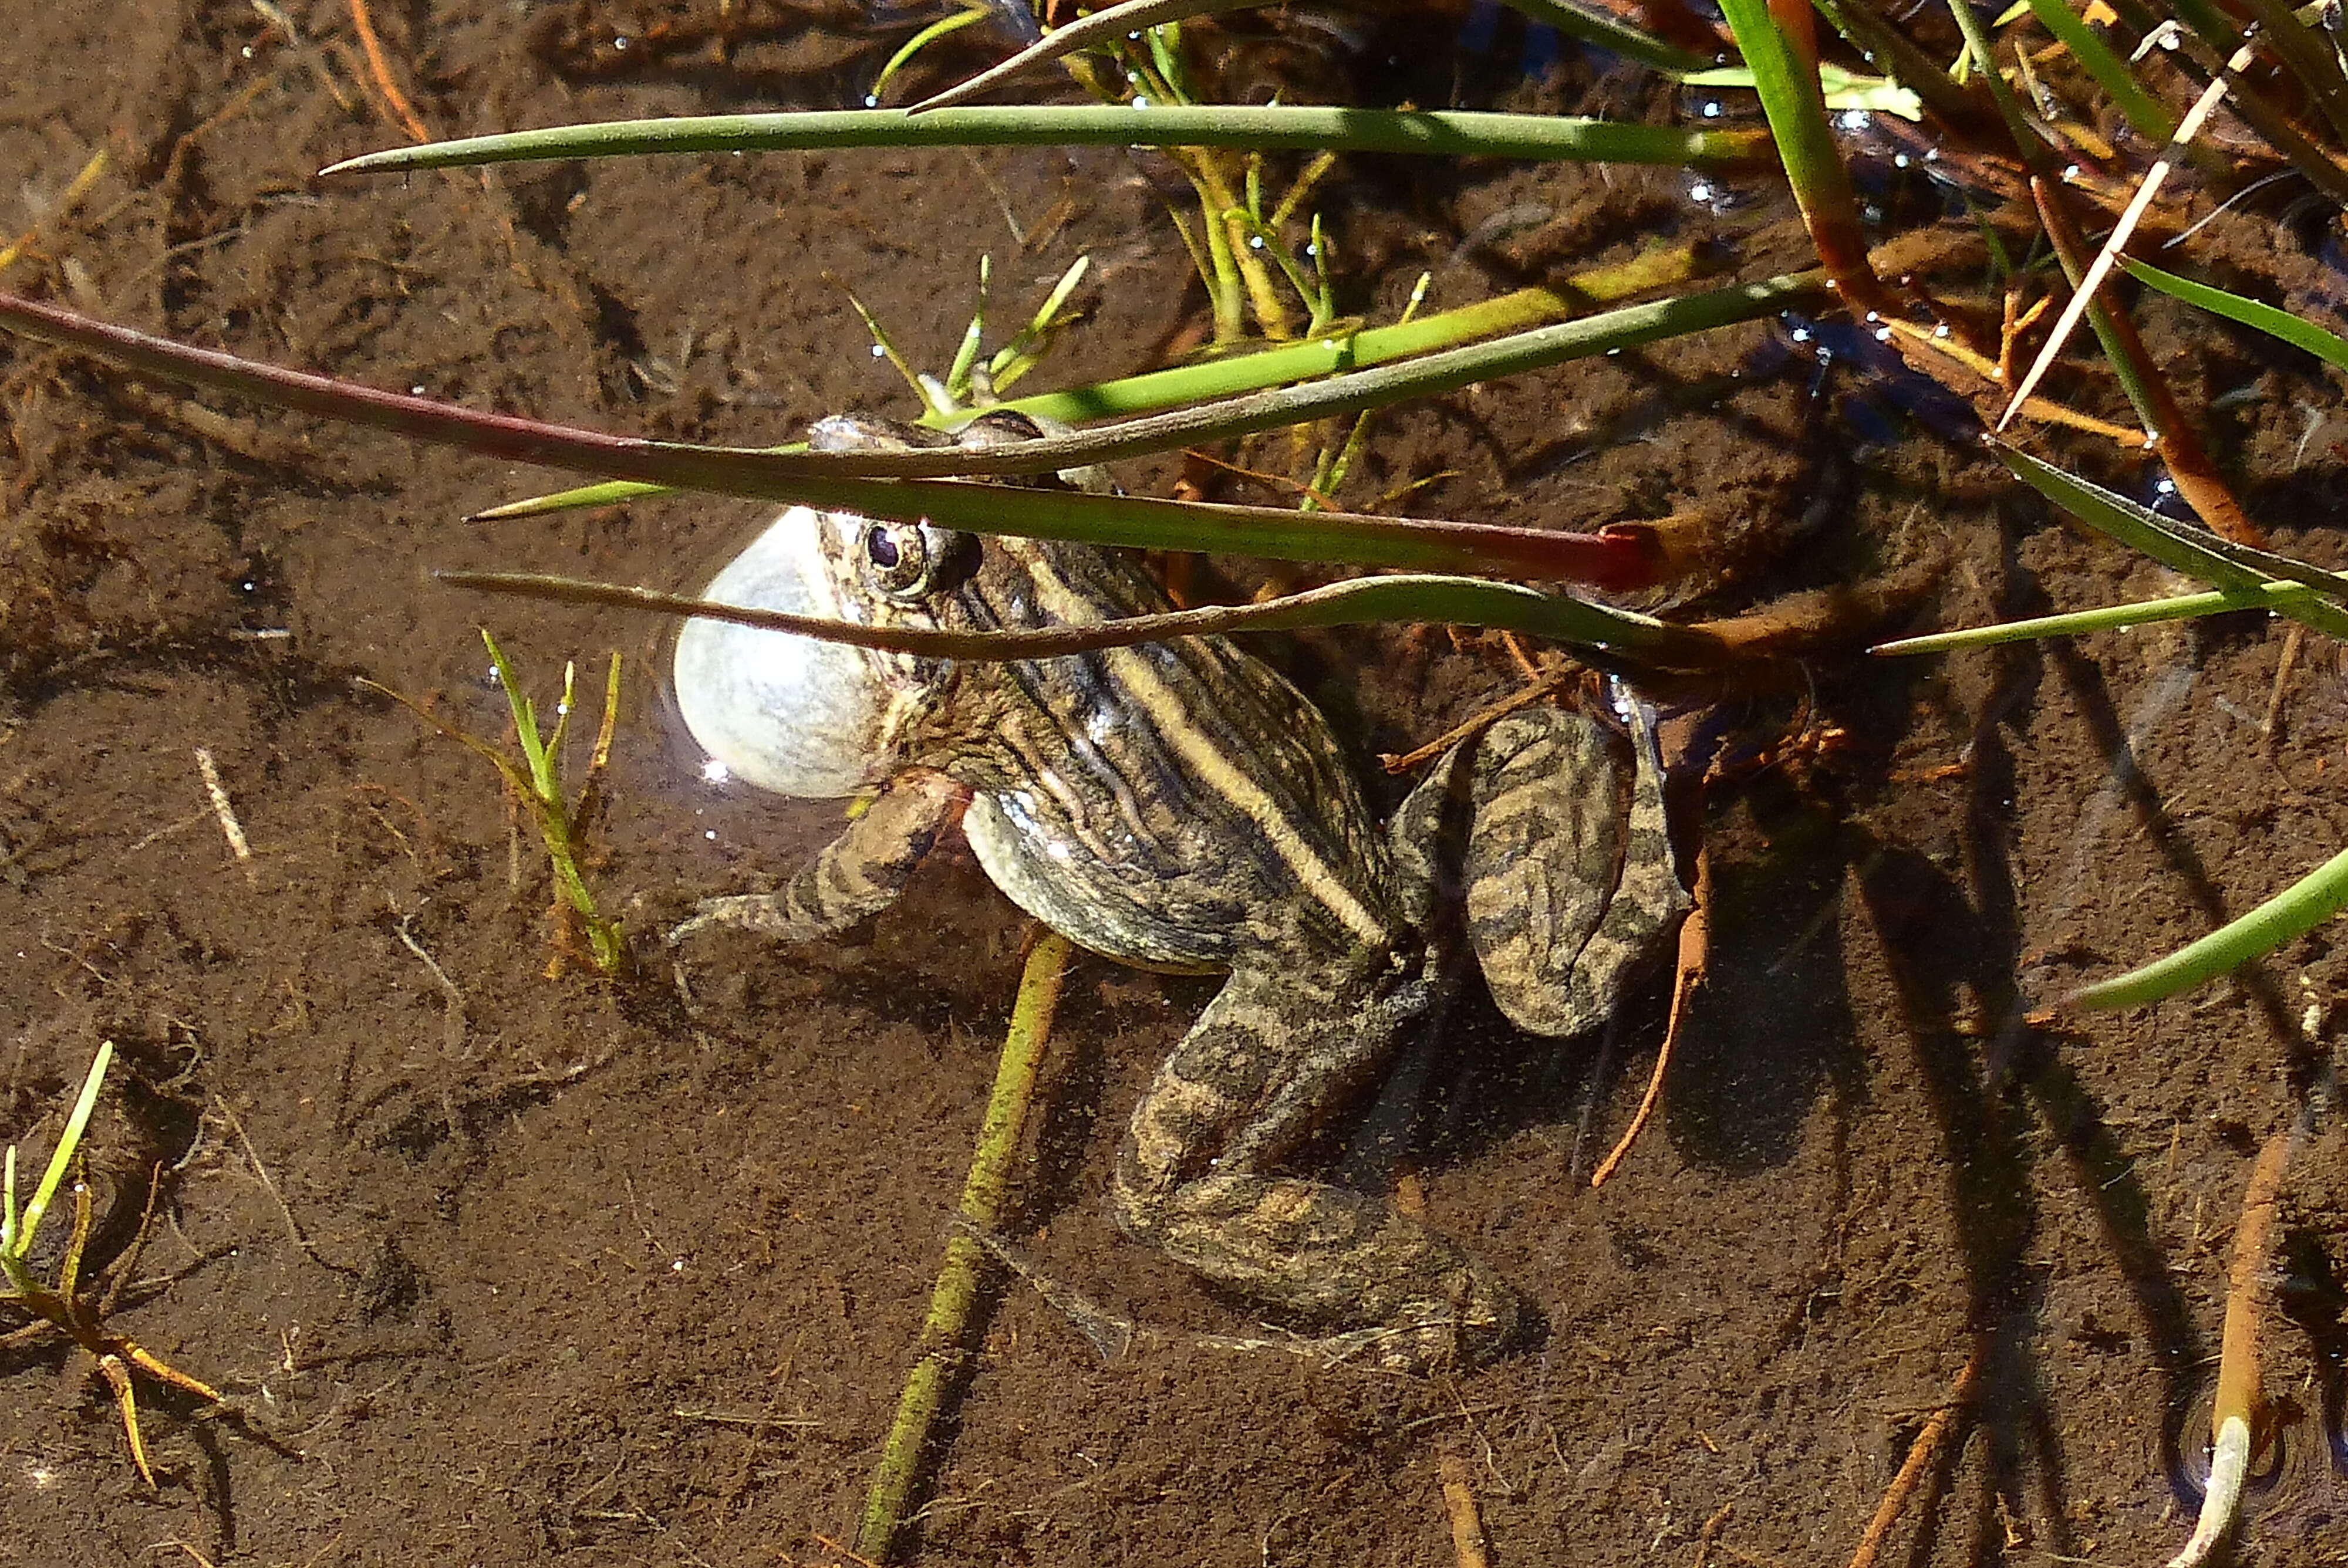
(674, 413, 1689, 1372)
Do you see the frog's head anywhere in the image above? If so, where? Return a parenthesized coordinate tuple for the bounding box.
(672, 500, 975, 800)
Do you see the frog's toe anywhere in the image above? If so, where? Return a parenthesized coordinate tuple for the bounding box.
(667, 892, 789, 947)
(1369, 1263, 1533, 1374)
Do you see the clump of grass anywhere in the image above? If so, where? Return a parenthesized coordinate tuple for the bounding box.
(367, 631, 628, 979)
(0, 1040, 225, 1487)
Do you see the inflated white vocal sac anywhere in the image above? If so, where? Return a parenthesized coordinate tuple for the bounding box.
(671, 505, 895, 800)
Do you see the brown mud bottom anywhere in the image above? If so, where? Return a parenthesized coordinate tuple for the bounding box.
(5, 1, 2348, 1563)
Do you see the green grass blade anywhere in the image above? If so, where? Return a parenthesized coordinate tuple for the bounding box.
(1996, 445, 2348, 641)
(990, 255, 1090, 392)
(480, 631, 555, 789)
(856, 932, 1071, 1562)
(868, 1, 997, 105)
(2121, 258, 2348, 371)
(1, 1146, 18, 1274)
(475, 478, 676, 518)
(360, 677, 536, 793)
(1712, 0, 1885, 306)
(478, 253, 1733, 517)
(440, 566, 1730, 670)
(492, 266, 1818, 530)
(16, 1040, 113, 1255)
(319, 106, 1770, 177)
(944, 255, 990, 408)
(1873, 579, 2329, 654)
(2071, 842, 2348, 1008)
(2019, 0, 2180, 142)
(1995, 447, 2348, 1009)
(1945, 0, 2056, 165)
(509, 271, 1816, 489)
(0, 279, 1817, 584)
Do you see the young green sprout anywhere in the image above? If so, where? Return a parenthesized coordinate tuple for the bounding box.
(0, 1040, 225, 1487)
(368, 632, 629, 978)
(844, 253, 1092, 421)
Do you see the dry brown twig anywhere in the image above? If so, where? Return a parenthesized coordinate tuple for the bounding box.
(1591, 839, 1710, 1187)
(1435, 1449, 1493, 1568)
(1846, 1347, 1983, 1568)
(1691, 1501, 1735, 1568)
(346, 0, 430, 143)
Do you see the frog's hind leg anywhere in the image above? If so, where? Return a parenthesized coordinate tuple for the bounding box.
(670, 771, 967, 945)
(1465, 707, 1689, 1038)
(1109, 959, 1528, 1373)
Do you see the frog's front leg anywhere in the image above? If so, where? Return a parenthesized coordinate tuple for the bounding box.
(1109, 952, 1528, 1373)
(671, 771, 968, 945)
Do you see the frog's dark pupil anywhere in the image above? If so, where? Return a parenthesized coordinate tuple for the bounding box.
(865, 526, 900, 569)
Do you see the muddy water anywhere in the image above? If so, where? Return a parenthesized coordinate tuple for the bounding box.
(4, 4, 2347, 1563)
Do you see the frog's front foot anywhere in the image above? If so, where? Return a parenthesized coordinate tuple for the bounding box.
(668, 772, 967, 948)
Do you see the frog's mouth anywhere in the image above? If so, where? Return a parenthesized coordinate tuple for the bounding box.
(672, 504, 900, 800)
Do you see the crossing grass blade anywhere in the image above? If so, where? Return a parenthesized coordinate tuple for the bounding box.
(2121, 258, 2348, 371)
(318, 104, 1769, 177)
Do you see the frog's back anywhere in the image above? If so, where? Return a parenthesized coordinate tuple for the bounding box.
(937, 539, 1399, 972)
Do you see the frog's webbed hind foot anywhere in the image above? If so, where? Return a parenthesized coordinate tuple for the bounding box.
(669, 772, 966, 947)
(1111, 1171, 1530, 1374)
(965, 1222, 1525, 1373)
(1109, 958, 1527, 1373)
(1458, 706, 1689, 1038)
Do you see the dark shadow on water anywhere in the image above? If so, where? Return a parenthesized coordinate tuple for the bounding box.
(1667, 817, 1868, 1174)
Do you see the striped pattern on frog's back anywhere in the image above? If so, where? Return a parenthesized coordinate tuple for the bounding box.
(917, 535, 1404, 975)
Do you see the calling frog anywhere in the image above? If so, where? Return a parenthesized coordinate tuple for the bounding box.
(670, 411, 1689, 1372)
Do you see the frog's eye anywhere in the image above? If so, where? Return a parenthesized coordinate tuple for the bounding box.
(862, 521, 927, 596)
(861, 520, 979, 601)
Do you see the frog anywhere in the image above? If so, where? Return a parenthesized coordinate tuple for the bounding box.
(669, 410, 1690, 1373)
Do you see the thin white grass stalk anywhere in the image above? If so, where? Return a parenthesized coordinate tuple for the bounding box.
(2167, 1123, 2293, 1567)
(2167, 1416, 2253, 1567)
(1998, 43, 2258, 430)
(195, 746, 255, 874)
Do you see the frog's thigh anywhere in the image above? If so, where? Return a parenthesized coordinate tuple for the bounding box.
(1111, 965, 1524, 1368)
(1465, 710, 1683, 1036)
(671, 771, 966, 945)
